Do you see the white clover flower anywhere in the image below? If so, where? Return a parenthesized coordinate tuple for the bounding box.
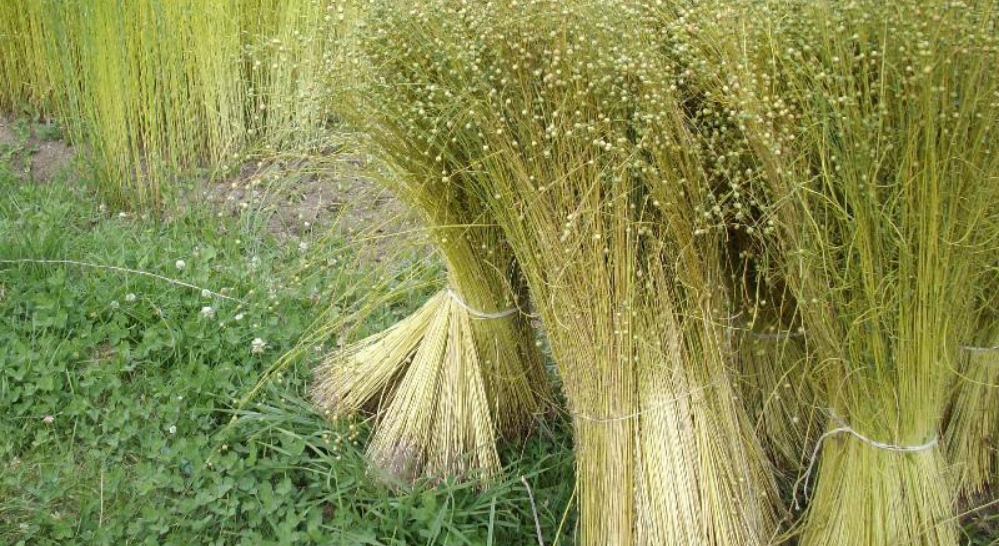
(124, 293, 137, 303)
(175, 260, 186, 270)
(251, 337, 267, 354)
(200, 306, 215, 319)
(234, 313, 244, 322)
(110, 300, 120, 310)
(43, 415, 54, 424)
(298, 241, 309, 252)
(201, 289, 211, 299)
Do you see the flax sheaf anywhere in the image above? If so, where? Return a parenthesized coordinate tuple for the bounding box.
(686, 0, 999, 543)
(311, 210, 550, 484)
(736, 325, 820, 479)
(353, 1, 783, 543)
(312, 21, 551, 482)
(946, 318, 999, 496)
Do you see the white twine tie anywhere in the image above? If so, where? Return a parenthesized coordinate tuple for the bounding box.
(792, 409, 938, 510)
(961, 345, 999, 353)
(446, 289, 519, 320)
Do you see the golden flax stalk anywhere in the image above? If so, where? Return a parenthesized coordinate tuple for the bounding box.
(355, 1, 782, 543)
(946, 318, 999, 496)
(312, 247, 550, 484)
(691, 0, 999, 543)
(311, 3, 551, 481)
(735, 326, 819, 478)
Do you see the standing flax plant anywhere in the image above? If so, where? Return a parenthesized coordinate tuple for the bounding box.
(73, 0, 237, 206)
(0, 0, 250, 208)
(354, 0, 781, 543)
(239, 0, 355, 152)
(0, 0, 357, 209)
(0, 1, 60, 113)
(688, 0, 999, 543)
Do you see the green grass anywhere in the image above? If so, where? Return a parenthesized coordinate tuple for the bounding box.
(0, 156, 575, 545)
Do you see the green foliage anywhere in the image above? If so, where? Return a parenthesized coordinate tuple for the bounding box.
(0, 171, 575, 546)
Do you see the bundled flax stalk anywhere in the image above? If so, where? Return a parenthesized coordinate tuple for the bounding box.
(736, 318, 818, 478)
(688, 0, 999, 543)
(312, 222, 550, 483)
(356, 0, 781, 543)
(945, 271, 999, 496)
(310, 13, 550, 482)
(632, 2, 820, 484)
(726, 232, 819, 480)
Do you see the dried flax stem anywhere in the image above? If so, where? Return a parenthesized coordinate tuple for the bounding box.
(312, 235, 550, 484)
(355, 0, 782, 542)
(313, 29, 551, 481)
(736, 325, 819, 478)
(692, 0, 999, 543)
(946, 322, 999, 496)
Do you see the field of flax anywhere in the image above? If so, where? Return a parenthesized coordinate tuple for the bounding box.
(0, 0, 353, 209)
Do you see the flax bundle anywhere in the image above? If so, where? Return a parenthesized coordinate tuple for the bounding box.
(736, 318, 818, 479)
(945, 271, 999, 496)
(726, 241, 818, 480)
(311, 7, 550, 482)
(356, 0, 781, 543)
(311, 222, 550, 483)
(688, 0, 999, 543)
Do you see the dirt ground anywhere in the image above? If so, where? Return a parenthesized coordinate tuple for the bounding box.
(192, 152, 424, 258)
(0, 116, 426, 262)
(0, 116, 76, 184)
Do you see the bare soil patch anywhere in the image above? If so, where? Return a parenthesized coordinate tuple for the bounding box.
(182, 151, 427, 263)
(0, 116, 77, 184)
